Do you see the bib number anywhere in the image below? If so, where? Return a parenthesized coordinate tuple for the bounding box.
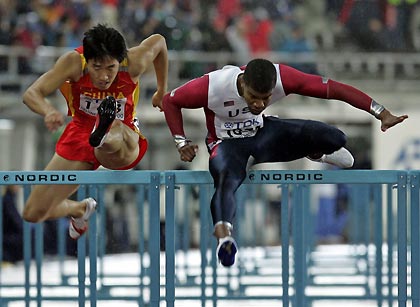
(222, 127, 259, 138)
(79, 95, 126, 119)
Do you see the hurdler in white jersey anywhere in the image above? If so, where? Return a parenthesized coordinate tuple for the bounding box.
(208, 65, 286, 139)
(163, 58, 408, 267)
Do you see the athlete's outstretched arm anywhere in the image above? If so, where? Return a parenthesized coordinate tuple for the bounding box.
(279, 64, 408, 131)
(128, 34, 168, 111)
(22, 51, 81, 132)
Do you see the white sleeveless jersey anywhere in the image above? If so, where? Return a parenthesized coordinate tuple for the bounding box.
(207, 65, 286, 139)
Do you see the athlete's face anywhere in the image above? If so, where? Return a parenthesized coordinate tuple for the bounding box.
(86, 56, 120, 90)
(242, 82, 273, 115)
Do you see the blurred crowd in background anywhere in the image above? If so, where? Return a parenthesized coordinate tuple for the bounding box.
(0, 0, 418, 59)
(2, 0, 416, 258)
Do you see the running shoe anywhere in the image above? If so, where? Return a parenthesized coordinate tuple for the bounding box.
(69, 198, 97, 240)
(308, 147, 354, 169)
(321, 147, 354, 168)
(216, 236, 238, 267)
(89, 96, 117, 147)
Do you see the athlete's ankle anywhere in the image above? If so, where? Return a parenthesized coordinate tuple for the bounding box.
(213, 221, 233, 240)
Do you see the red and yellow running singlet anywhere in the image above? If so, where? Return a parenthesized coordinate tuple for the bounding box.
(60, 46, 140, 131)
(56, 46, 146, 169)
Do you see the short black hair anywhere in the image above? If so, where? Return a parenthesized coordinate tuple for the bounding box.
(243, 58, 277, 93)
(83, 24, 127, 63)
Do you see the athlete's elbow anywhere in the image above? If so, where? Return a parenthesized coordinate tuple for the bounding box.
(22, 87, 41, 109)
(147, 33, 166, 46)
(154, 34, 167, 51)
(154, 33, 166, 43)
(22, 89, 31, 107)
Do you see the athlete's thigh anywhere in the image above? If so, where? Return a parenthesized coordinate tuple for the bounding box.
(95, 122, 140, 169)
(252, 116, 308, 162)
(27, 154, 93, 207)
(209, 138, 252, 182)
(253, 116, 345, 163)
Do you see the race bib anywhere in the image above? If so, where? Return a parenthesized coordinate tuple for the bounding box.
(219, 119, 262, 138)
(79, 95, 126, 120)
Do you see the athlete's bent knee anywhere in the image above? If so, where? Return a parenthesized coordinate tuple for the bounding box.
(22, 202, 48, 223)
(332, 130, 347, 149)
(305, 121, 347, 150)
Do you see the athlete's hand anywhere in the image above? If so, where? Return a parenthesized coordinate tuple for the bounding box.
(178, 144, 199, 162)
(44, 110, 65, 132)
(151, 90, 164, 111)
(378, 109, 408, 132)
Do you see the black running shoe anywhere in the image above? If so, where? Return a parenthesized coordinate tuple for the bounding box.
(216, 236, 238, 267)
(89, 96, 117, 147)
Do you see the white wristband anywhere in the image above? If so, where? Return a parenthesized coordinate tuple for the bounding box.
(370, 100, 385, 119)
(173, 135, 191, 149)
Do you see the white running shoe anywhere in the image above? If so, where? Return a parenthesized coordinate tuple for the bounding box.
(308, 147, 354, 168)
(68, 198, 97, 240)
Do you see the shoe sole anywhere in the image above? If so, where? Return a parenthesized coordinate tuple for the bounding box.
(89, 96, 117, 147)
(217, 239, 237, 267)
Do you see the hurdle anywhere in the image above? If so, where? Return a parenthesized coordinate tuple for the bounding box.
(0, 170, 417, 306)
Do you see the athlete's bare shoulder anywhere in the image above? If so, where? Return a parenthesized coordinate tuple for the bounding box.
(53, 50, 83, 82)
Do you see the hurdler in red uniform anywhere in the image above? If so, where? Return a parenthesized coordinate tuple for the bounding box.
(22, 24, 168, 239)
(58, 46, 146, 170)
